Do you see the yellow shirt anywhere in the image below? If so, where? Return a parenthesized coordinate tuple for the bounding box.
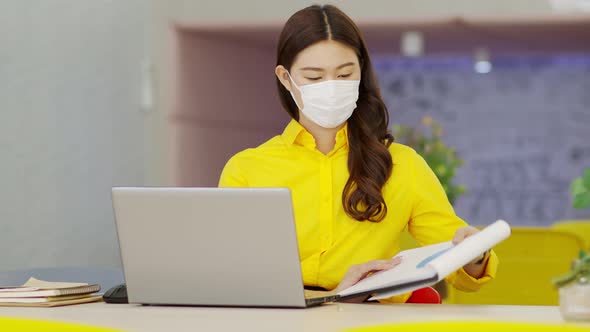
(219, 119, 498, 303)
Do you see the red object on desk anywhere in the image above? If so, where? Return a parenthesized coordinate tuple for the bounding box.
(406, 287, 442, 304)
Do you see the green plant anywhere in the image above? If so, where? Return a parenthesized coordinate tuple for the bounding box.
(552, 250, 590, 288)
(571, 167, 590, 209)
(553, 168, 590, 290)
(393, 116, 466, 205)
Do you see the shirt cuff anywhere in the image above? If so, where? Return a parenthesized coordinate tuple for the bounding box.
(446, 250, 498, 292)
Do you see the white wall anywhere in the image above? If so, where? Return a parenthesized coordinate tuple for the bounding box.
(162, 0, 556, 23)
(0, 0, 151, 270)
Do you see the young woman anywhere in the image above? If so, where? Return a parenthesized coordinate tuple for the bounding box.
(219, 4, 497, 303)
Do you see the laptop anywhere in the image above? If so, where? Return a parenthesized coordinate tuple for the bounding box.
(111, 187, 343, 308)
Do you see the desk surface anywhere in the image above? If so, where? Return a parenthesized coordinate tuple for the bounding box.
(0, 302, 577, 331)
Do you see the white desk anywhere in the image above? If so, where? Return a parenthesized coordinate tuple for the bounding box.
(0, 302, 582, 331)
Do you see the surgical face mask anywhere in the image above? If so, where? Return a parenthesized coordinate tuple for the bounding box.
(287, 71, 360, 129)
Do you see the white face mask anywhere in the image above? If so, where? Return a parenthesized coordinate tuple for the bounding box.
(287, 71, 360, 129)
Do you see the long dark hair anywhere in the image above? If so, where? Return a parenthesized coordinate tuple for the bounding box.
(276, 5, 394, 222)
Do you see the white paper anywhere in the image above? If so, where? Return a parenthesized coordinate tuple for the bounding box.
(0, 287, 39, 293)
(22, 277, 87, 289)
(337, 242, 450, 298)
(427, 219, 511, 279)
(338, 220, 511, 301)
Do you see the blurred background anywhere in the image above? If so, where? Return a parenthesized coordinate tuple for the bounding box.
(1, 0, 589, 305)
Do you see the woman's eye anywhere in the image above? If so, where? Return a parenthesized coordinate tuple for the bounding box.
(338, 73, 352, 78)
(305, 77, 322, 81)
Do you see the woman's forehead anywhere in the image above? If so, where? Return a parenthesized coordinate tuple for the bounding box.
(292, 40, 358, 70)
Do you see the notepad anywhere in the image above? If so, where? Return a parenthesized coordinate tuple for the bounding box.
(0, 296, 102, 307)
(0, 294, 92, 303)
(0, 277, 100, 298)
(0, 277, 102, 307)
(336, 220, 511, 301)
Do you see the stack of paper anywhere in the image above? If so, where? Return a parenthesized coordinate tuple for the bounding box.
(0, 277, 102, 307)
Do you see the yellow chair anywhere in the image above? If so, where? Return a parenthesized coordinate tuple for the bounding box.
(446, 227, 585, 305)
(552, 220, 590, 249)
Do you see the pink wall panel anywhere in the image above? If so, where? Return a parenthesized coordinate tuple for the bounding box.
(169, 17, 590, 186)
(175, 30, 286, 125)
(172, 28, 288, 186)
(173, 121, 281, 186)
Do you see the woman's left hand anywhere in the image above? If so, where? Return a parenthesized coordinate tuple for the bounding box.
(452, 226, 479, 245)
(452, 226, 489, 278)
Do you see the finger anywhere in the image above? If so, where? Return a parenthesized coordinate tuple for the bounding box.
(461, 227, 479, 240)
(381, 257, 403, 269)
(364, 260, 393, 272)
(364, 258, 402, 274)
(354, 258, 403, 278)
(452, 228, 467, 245)
(337, 258, 403, 292)
(345, 264, 366, 282)
(453, 227, 479, 244)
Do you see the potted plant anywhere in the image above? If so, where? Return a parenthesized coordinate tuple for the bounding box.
(571, 167, 590, 209)
(393, 116, 466, 205)
(553, 167, 590, 321)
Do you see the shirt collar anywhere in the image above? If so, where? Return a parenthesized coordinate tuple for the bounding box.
(281, 119, 349, 153)
(281, 119, 306, 145)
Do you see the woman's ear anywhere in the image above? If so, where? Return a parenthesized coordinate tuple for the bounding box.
(275, 65, 292, 92)
(276, 65, 303, 111)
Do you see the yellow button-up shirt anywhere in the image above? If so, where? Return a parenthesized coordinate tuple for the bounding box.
(219, 119, 498, 303)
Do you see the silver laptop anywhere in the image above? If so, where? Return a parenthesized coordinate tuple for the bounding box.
(111, 187, 341, 308)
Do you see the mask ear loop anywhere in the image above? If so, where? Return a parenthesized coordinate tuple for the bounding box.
(285, 71, 303, 110)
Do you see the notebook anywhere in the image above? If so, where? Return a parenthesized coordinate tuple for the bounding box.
(0, 294, 92, 303)
(336, 219, 511, 301)
(0, 278, 102, 307)
(0, 277, 101, 298)
(0, 296, 102, 307)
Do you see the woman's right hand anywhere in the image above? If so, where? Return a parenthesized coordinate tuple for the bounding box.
(334, 257, 403, 303)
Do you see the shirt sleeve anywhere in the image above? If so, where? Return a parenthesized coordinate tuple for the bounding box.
(218, 154, 249, 188)
(407, 149, 498, 292)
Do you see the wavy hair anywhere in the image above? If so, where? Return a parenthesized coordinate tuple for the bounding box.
(276, 4, 394, 222)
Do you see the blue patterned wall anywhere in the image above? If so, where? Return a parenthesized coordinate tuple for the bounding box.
(375, 54, 590, 226)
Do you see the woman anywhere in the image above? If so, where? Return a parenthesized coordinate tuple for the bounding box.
(219, 4, 497, 303)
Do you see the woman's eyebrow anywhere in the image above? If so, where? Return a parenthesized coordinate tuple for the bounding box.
(336, 62, 355, 69)
(299, 66, 324, 72)
(299, 62, 355, 72)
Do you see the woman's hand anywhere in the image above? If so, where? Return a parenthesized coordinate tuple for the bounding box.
(453, 226, 490, 278)
(452, 226, 479, 246)
(334, 257, 402, 303)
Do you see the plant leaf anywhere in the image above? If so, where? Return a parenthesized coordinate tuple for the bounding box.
(571, 178, 587, 196)
(584, 167, 590, 190)
(552, 269, 580, 288)
(573, 191, 590, 209)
